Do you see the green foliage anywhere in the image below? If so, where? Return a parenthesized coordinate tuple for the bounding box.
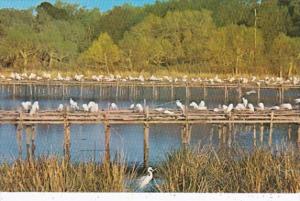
(0, 0, 299, 75)
(269, 33, 300, 76)
(79, 33, 122, 73)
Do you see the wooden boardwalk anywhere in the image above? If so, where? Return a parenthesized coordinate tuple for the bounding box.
(2, 108, 300, 165)
(1, 108, 300, 125)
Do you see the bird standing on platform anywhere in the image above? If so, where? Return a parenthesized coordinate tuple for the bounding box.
(21, 101, 32, 112)
(176, 100, 185, 112)
(109, 103, 118, 110)
(198, 100, 207, 110)
(70, 98, 79, 111)
(29, 101, 39, 115)
(57, 104, 64, 112)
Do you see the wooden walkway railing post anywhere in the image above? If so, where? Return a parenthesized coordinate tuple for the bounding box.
(104, 111, 111, 164)
(224, 85, 228, 104)
(143, 106, 150, 168)
(253, 124, 257, 147)
(16, 123, 23, 159)
(171, 84, 174, 101)
(269, 112, 274, 146)
(63, 113, 71, 161)
(297, 125, 300, 148)
(25, 125, 35, 161)
(288, 125, 292, 141)
(257, 86, 261, 104)
(260, 123, 264, 144)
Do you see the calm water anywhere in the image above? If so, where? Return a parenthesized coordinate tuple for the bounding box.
(0, 85, 299, 164)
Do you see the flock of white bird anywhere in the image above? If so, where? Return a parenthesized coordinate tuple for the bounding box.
(3, 72, 300, 85)
(20, 96, 300, 116)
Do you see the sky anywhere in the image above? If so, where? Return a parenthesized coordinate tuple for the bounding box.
(0, 0, 158, 12)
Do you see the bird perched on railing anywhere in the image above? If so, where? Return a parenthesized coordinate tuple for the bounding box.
(21, 101, 32, 112)
(109, 103, 118, 110)
(198, 100, 207, 110)
(280, 103, 292, 110)
(176, 100, 185, 112)
(29, 101, 39, 115)
(88, 101, 99, 112)
(57, 104, 64, 112)
(70, 98, 79, 111)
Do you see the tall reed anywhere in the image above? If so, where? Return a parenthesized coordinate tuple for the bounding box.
(158, 146, 300, 192)
(0, 157, 135, 192)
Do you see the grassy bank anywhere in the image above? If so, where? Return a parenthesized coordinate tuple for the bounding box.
(0, 147, 299, 192)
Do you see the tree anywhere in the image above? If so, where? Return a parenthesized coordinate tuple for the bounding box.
(211, 25, 265, 74)
(269, 33, 300, 77)
(0, 23, 39, 67)
(79, 33, 122, 73)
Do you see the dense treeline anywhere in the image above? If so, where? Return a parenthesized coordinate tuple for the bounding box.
(0, 0, 300, 76)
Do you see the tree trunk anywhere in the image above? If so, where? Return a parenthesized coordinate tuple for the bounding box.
(288, 62, 293, 77)
(104, 53, 109, 74)
(19, 50, 28, 66)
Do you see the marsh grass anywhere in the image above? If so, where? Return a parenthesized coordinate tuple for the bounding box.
(0, 157, 136, 192)
(158, 146, 300, 193)
(0, 146, 299, 192)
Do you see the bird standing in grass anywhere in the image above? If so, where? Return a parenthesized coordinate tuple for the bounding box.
(137, 167, 155, 190)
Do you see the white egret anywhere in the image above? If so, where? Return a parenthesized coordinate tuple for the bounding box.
(257, 102, 264, 110)
(21, 101, 32, 112)
(225, 104, 233, 113)
(242, 97, 248, 107)
(70, 98, 79, 110)
(135, 103, 143, 113)
(248, 103, 255, 112)
(129, 104, 135, 109)
(176, 100, 185, 112)
(280, 103, 292, 110)
(198, 100, 207, 110)
(189, 102, 198, 109)
(246, 90, 256, 95)
(163, 110, 175, 115)
(29, 101, 39, 115)
(137, 167, 155, 190)
(294, 98, 300, 104)
(110, 103, 118, 110)
(57, 104, 64, 112)
(82, 104, 89, 112)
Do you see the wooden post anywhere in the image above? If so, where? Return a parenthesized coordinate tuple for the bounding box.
(104, 123, 111, 163)
(16, 123, 23, 159)
(222, 124, 227, 144)
(143, 123, 149, 168)
(228, 123, 232, 147)
(238, 85, 242, 100)
(116, 81, 119, 102)
(64, 121, 71, 161)
(203, 85, 207, 101)
(297, 125, 300, 147)
(257, 86, 261, 104)
(288, 124, 292, 141)
(281, 87, 285, 104)
(185, 84, 190, 105)
(80, 83, 83, 99)
(62, 84, 65, 99)
(13, 83, 16, 98)
(31, 126, 36, 158)
(253, 125, 257, 147)
(30, 84, 33, 98)
(171, 84, 174, 101)
(181, 123, 191, 146)
(260, 123, 264, 144)
(25, 125, 33, 160)
(224, 85, 228, 104)
(269, 112, 274, 146)
(218, 124, 222, 146)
